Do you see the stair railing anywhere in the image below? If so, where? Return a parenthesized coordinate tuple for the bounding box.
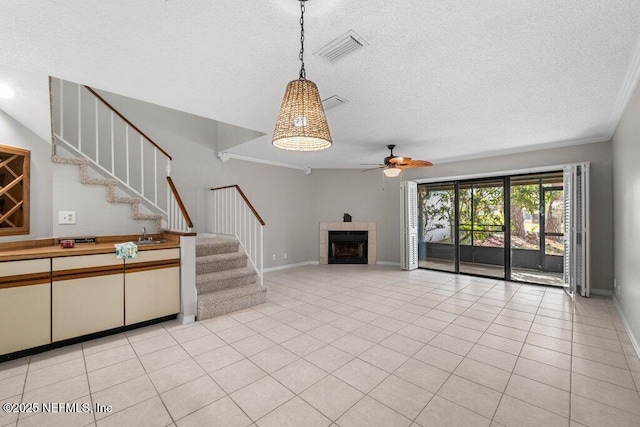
(167, 177, 194, 232)
(210, 185, 264, 285)
(50, 77, 192, 232)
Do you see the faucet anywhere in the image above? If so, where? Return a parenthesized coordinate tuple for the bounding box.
(140, 226, 147, 242)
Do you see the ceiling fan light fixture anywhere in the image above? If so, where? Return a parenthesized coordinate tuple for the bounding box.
(383, 164, 402, 177)
(272, 0, 332, 152)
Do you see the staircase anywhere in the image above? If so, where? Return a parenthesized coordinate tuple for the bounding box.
(51, 154, 163, 230)
(50, 77, 193, 234)
(195, 236, 267, 319)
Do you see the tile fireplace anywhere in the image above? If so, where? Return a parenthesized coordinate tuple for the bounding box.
(319, 222, 376, 265)
(328, 231, 368, 264)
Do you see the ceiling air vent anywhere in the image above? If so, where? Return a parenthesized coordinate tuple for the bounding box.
(314, 30, 367, 63)
(322, 95, 349, 111)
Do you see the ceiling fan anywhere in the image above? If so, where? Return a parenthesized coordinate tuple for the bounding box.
(361, 145, 433, 177)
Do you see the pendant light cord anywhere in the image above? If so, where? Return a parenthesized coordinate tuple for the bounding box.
(299, 1, 306, 80)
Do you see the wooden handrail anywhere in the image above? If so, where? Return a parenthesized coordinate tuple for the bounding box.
(167, 177, 194, 228)
(84, 86, 173, 160)
(211, 185, 266, 226)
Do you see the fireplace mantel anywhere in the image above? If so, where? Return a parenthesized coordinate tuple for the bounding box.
(319, 222, 376, 265)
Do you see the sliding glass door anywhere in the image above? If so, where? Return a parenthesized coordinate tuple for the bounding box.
(459, 179, 506, 279)
(509, 174, 564, 286)
(417, 171, 566, 286)
(418, 183, 456, 272)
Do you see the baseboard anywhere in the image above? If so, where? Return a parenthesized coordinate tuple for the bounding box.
(263, 260, 401, 272)
(264, 261, 319, 273)
(612, 296, 640, 360)
(590, 289, 613, 296)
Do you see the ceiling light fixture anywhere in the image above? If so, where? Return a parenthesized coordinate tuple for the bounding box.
(272, 0, 332, 152)
(383, 163, 402, 178)
(0, 84, 16, 100)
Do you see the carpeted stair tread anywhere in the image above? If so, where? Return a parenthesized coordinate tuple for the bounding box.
(197, 284, 268, 320)
(196, 266, 257, 294)
(194, 236, 267, 319)
(195, 238, 239, 257)
(199, 283, 266, 302)
(196, 265, 256, 285)
(196, 236, 237, 245)
(196, 251, 247, 274)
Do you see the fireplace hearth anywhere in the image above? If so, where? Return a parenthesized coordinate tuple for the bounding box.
(328, 231, 368, 264)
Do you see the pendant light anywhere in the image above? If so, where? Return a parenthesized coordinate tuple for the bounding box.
(272, 0, 332, 151)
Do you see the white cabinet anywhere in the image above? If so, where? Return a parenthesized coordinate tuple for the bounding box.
(52, 254, 124, 341)
(125, 249, 180, 325)
(0, 259, 51, 354)
(1, 247, 181, 355)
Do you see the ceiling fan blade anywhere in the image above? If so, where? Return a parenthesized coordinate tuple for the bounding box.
(398, 160, 434, 169)
(388, 156, 412, 164)
(360, 163, 385, 166)
(360, 166, 385, 172)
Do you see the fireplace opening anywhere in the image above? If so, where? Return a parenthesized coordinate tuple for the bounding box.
(328, 231, 368, 264)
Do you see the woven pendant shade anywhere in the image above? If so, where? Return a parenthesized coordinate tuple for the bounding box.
(272, 79, 332, 151)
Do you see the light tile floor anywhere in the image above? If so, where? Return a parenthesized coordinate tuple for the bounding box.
(2, 265, 640, 427)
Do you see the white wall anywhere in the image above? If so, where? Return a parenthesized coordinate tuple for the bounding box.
(0, 108, 53, 242)
(310, 170, 401, 264)
(51, 148, 158, 238)
(218, 122, 264, 152)
(95, 90, 317, 269)
(404, 140, 614, 292)
(148, 142, 316, 269)
(67, 88, 616, 281)
(612, 80, 640, 344)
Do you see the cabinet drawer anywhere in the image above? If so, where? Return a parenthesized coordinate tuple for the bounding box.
(126, 248, 180, 264)
(53, 254, 122, 271)
(0, 259, 50, 277)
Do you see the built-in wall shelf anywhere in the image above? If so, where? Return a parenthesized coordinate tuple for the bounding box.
(0, 144, 30, 236)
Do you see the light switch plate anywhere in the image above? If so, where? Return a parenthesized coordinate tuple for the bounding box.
(58, 211, 76, 225)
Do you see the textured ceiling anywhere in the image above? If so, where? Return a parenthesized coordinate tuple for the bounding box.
(1, 0, 639, 168)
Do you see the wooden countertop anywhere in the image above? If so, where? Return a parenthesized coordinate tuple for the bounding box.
(0, 237, 180, 262)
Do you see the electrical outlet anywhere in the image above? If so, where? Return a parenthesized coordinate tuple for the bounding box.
(272, 254, 276, 261)
(58, 211, 76, 225)
(284, 253, 288, 259)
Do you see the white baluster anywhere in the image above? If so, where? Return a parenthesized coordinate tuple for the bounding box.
(174, 198, 178, 231)
(167, 184, 170, 230)
(125, 125, 130, 185)
(227, 189, 231, 234)
(140, 136, 145, 196)
(260, 226, 264, 284)
(154, 149, 158, 205)
(110, 111, 115, 174)
(60, 79, 64, 139)
(77, 85, 82, 152)
(248, 208, 253, 262)
(95, 98, 99, 164)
